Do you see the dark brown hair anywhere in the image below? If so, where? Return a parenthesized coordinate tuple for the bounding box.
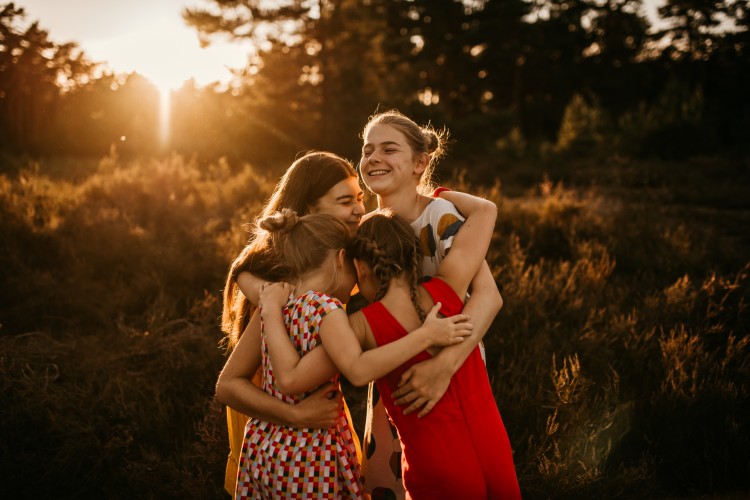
(349, 209, 425, 321)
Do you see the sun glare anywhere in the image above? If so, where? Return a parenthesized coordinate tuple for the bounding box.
(88, 22, 254, 152)
(157, 85, 172, 151)
(145, 66, 186, 152)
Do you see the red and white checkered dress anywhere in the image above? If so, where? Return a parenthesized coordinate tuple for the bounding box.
(236, 290, 363, 499)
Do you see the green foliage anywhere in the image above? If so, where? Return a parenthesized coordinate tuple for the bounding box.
(4, 0, 750, 163)
(555, 94, 611, 156)
(0, 301, 228, 498)
(0, 152, 274, 332)
(617, 79, 715, 159)
(447, 168, 750, 497)
(0, 3, 97, 153)
(496, 127, 529, 160)
(0, 153, 280, 498)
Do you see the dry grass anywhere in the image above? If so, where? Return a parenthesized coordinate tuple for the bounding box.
(1, 153, 748, 498)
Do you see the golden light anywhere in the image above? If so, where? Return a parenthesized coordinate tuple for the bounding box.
(158, 86, 171, 151)
(18, 0, 256, 152)
(83, 18, 253, 151)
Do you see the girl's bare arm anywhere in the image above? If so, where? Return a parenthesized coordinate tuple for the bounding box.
(215, 311, 343, 428)
(260, 284, 471, 393)
(394, 191, 501, 416)
(318, 306, 470, 387)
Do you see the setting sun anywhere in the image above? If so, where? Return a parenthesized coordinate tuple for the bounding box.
(16, 0, 254, 90)
(16, 0, 256, 151)
(3, 0, 750, 497)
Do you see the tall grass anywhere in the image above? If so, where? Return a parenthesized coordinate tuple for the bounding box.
(1, 152, 275, 498)
(467, 174, 750, 498)
(1, 153, 748, 498)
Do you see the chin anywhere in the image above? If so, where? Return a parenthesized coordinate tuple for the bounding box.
(363, 178, 386, 192)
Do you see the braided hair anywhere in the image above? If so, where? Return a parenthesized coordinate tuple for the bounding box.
(349, 209, 426, 321)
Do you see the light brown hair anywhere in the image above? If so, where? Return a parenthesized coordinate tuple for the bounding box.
(362, 109, 449, 195)
(222, 151, 357, 347)
(259, 209, 351, 284)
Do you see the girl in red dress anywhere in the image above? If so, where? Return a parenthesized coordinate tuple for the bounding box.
(349, 210, 522, 500)
(358, 109, 506, 498)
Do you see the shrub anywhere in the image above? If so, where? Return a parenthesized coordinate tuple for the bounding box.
(554, 94, 612, 157)
(1, 154, 748, 498)
(617, 79, 716, 159)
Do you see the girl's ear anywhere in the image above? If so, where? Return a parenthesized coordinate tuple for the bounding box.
(352, 258, 368, 281)
(336, 248, 348, 268)
(413, 153, 428, 176)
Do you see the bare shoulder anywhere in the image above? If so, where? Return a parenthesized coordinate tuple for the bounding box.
(347, 310, 368, 335)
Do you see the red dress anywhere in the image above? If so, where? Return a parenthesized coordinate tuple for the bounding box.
(361, 278, 521, 500)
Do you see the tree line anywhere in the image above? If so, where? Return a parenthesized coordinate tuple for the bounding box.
(1, 1, 748, 172)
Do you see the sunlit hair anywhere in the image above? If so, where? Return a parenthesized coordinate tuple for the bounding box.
(362, 109, 449, 196)
(349, 209, 426, 321)
(259, 209, 351, 286)
(221, 151, 357, 348)
(261, 151, 358, 219)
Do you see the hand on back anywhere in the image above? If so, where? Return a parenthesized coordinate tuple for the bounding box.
(292, 382, 344, 429)
(421, 302, 473, 346)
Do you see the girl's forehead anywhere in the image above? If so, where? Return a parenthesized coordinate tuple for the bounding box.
(364, 124, 406, 145)
(326, 176, 361, 197)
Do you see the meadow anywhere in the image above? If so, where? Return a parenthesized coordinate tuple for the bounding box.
(1, 151, 748, 498)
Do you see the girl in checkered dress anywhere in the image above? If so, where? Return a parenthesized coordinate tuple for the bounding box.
(236, 210, 473, 499)
(218, 152, 367, 497)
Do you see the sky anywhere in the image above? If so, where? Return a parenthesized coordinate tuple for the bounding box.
(15, 0, 255, 91)
(15, 0, 666, 91)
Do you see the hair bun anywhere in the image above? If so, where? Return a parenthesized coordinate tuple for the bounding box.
(259, 208, 299, 234)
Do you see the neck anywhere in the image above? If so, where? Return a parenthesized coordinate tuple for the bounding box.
(380, 276, 413, 302)
(295, 269, 333, 296)
(377, 190, 430, 223)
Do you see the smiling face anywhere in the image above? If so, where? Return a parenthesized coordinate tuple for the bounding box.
(309, 176, 365, 234)
(360, 124, 427, 197)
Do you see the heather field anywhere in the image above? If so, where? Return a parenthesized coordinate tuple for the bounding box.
(1, 152, 748, 499)
(3, 0, 749, 497)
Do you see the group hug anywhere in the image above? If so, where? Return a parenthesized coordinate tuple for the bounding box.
(215, 110, 522, 499)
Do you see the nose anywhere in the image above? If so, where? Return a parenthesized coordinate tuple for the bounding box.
(366, 150, 381, 165)
(353, 201, 365, 216)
